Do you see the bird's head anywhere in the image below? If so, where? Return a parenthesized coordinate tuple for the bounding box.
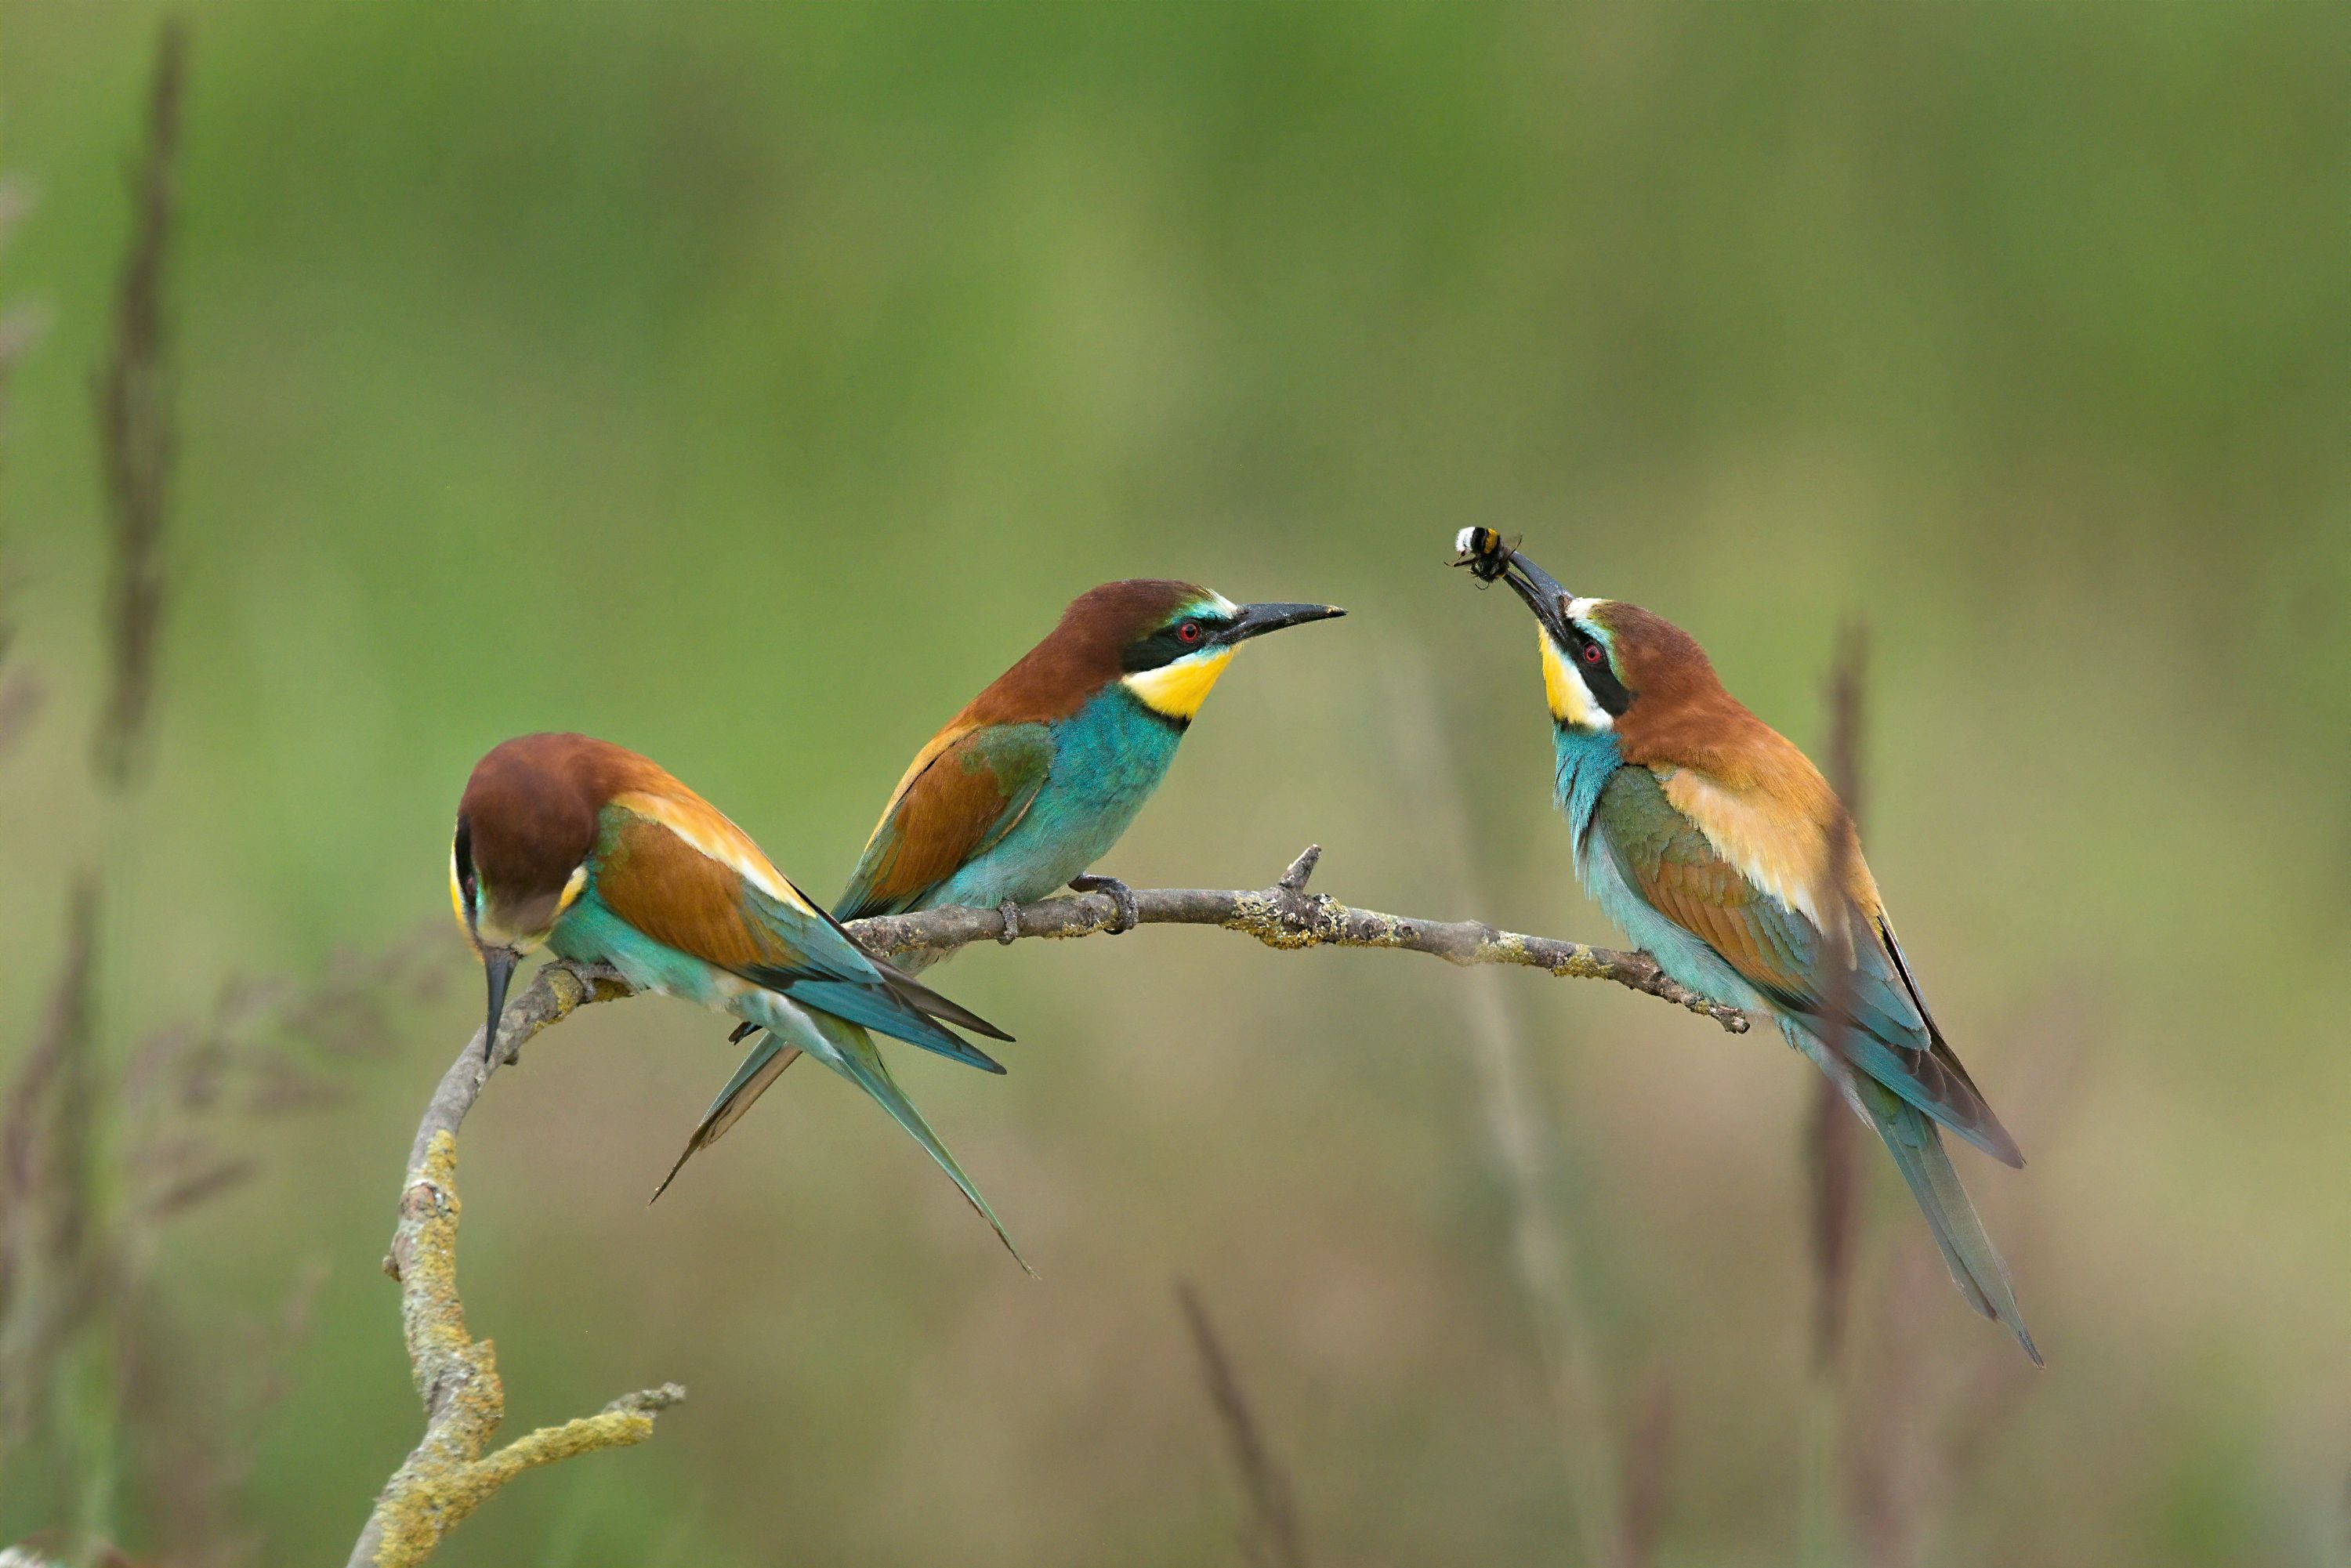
(1451, 528, 1718, 738)
(451, 733, 607, 1058)
(1032, 579, 1346, 726)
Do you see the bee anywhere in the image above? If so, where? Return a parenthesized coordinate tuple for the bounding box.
(1450, 526, 1517, 584)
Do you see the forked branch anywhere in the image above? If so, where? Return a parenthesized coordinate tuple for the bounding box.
(346, 961, 671, 1568)
(350, 846, 1746, 1565)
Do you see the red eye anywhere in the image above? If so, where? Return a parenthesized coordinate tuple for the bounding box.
(1176, 621, 1203, 645)
(1580, 641, 1604, 666)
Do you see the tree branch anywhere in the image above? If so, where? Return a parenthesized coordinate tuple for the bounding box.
(346, 959, 665, 1568)
(849, 845, 1750, 1034)
(350, 844, 1745, 1565)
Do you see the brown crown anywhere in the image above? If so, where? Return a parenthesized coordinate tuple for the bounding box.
(962, 578, 1208, 724)
(458, 733, 662, 902)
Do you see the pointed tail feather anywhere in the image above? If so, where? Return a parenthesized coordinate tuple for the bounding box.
(1834, 1027, 2023, 1169)
(745, 971, 1008, 1074)
(810, 1012, 1031, 1274)
(650, 1037, 803, 1204)
(1854, 1074, 2041, 1366)
(874, 961, 1014, 1042)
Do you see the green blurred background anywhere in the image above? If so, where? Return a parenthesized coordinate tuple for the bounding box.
(3, 4, 2347, 1564)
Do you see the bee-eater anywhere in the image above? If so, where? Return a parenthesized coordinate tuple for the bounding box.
(1452, 531, 2037, 1362)
(449, 732, 1023, 1258)
(696, 579, 1342, 1143)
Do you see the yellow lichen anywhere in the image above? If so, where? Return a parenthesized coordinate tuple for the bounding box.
(361, 1127, 679, 1566)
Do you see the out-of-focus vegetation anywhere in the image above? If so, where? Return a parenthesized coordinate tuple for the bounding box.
(2, 5, 2346, 1564)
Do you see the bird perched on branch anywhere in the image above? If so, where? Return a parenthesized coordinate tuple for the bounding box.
(834, 579, 1346, 947)
(697, 581, 1342, 1153)
(449, 732, 1023, 1258)
(1451, 529, 2036, 1362)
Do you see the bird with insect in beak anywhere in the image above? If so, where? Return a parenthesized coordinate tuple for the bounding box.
(683, 581, 1344, 1162)
(1450, 528, 2038, 1363)
(450, 732, 1024, 1258)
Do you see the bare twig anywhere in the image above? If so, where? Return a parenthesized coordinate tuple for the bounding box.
(92, 17, 186, 788)
(347, 958, 666, 1568)
(850, 855, 1751, 1034)
(1176, 1282, 1306, 1568)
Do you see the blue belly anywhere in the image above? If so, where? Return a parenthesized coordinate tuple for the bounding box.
(925, 687, 1184, 911)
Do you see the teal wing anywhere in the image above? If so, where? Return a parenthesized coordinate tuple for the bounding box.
(808, 1011, 1028, 1271)
(1594, 766, 2021, 1168)
(1849, 1057, 2038, 1362)
(836, 722, 1055, 919)
(650, 1034, 803, 1203)
(737, 880, 1013, 1072)
(657, 1012, 1029, 1280)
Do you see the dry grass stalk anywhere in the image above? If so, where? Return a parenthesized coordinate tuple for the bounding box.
(0, 665, 43, 761)
(1617, 1371, 1675, 1568)
(1808, 621, 1871, 1374)
(1176, 1282, 1307, 1568)
(1385, 658, 1625, 1568)
(92, 18, 187, 788)
(0, 890, 445, 1553)
(0, 175, 46, 468)
(0, 880, 103, 1455)
(1841, 987, 2079, 1566)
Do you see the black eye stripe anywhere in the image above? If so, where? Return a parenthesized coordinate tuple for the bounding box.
(453, 816, 478, 900)
(1561, 626, 1634, 718)
(1121, 614, 1227, 672)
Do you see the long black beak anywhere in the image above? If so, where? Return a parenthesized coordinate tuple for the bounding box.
(1223, 601, 1346, 644)
(480, 947, 519, 1063)
(1457, 531, 1573, 641)
(1498, 552, 1573, 642)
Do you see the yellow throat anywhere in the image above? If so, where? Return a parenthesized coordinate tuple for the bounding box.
(1123, 646, 1233, 721)
(1539, 626, 1610, 729)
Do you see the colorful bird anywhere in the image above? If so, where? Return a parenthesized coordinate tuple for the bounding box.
(449, 732, 1023, 1258)
(1451, 529, 2037, 1362)
(694, 580, 1344, 1142)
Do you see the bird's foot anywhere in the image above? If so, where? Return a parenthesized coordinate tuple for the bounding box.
(997, 899, 1022, 944)
(1069, 874, 1139, 934)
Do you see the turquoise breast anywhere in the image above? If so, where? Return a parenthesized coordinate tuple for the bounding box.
(924, 686, 1185, 911)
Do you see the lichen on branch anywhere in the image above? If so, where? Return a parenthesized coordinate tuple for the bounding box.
(346, 966, 671, 1568)
(348, 843, 1747, 1566)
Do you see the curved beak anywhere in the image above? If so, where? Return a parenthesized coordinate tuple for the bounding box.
(1222, 601, 1346, 645)
(480, 945, 519, 1063)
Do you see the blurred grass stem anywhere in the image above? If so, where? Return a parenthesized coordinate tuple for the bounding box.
(1386, 657, 1623, 1568)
